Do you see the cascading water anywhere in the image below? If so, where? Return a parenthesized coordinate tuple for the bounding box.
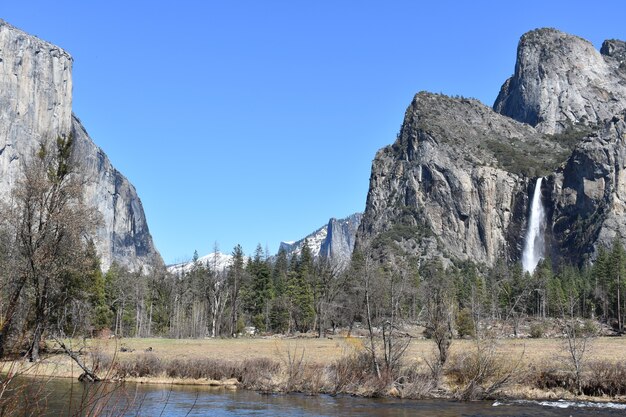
(522, 178, 546, 274)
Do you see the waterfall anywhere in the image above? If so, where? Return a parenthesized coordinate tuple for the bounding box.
(522, 178, 546, 274)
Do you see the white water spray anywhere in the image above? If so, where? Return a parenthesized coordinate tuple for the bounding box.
(522, 178, 546, 274)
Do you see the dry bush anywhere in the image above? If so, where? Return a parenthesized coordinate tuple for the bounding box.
(447, 340, 522, 400)
(161, 357, 279, 387)
(114, 353, 162, 378)
(583, 361, 626, 396)
(164, 358, 236, 380)
(297, 363, 327, 393)
(529, 368, 576, 392)
(396, 366, 437, 399)
(89, 348, 114, 374)
(327, 349, 374, 393)
(529, 322, 546, 338)
(237, 358, 280, 390)
(518, 359, 626, 397)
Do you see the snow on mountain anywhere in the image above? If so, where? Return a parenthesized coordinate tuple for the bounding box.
(279, 213, 362, 270)
(167, 213, 362, 275)
(279, 225, 328, 258)
(167, 252, 233, 275)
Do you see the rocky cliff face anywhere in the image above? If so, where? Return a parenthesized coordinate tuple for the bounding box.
(549, 113, 626, 263)
(494, 28, 626, 134)
(280, 213, 362, 269)
(0, 20, 73, 194)
(0, 20, 162, 271)
(319, 213, 362, 268)
(356, 93, 556, 266)
(358, 28, 626, 268)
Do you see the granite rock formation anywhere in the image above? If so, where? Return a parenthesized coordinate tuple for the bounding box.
(0, 20, 162, 271)
(494, 28, 626, 134)
(357, 28, 626, 268)
(280, 213, 362, 270)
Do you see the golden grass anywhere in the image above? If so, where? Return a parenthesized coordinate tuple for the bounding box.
(90, 336, 626, 367)
(3, 336, 625, 383)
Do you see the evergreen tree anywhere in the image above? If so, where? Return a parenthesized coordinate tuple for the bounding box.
(286, 241, 315, 332)
(609, 239, 626, 330)
(85, 241, 112, 332)
(592, 246, 611, 320)
(246, 244, 274, 331)
(272, 247, 289, 297)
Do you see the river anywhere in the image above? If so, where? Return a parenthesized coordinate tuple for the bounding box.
(4, 377, 626, 416)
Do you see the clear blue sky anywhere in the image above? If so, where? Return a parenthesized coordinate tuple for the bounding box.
(3, 1, 626, 264)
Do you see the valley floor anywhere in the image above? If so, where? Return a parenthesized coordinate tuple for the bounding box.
(3, 336, 626, 403)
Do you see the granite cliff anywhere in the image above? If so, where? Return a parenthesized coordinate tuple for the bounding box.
(280, 213, 362, 270)
(0, 20, 162, 271)
(494, 28, 626, 135)
(357, 28, 626, 268)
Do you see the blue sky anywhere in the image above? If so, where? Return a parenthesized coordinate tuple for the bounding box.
(3, 1, 626, 264)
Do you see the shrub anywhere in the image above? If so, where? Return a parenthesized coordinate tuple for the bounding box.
(238, 358, 280, 389)
(455, 308, 475, 338)
(529, 322, 546, 338)
(89, 349, 114, 374)
(114, 354, 162, 378)
(327, 350, 374, 393)
(584, 361, 626, 396)
(531, 369, 576, 391)
(447, 341, 519, 400)
(396, 366, 436, 399)
(164, 358, 237, 380)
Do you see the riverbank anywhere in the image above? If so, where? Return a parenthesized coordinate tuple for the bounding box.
(3, 336, 626, 403)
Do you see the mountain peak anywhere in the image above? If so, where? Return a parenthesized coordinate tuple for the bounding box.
(279, 213, 362, 270)
(494, 29, 626, 134)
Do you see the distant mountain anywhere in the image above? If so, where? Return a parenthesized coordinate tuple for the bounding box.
(169, 213, 363, 275)
(280, 213, 362, 270)
(168, 252, 234, 275)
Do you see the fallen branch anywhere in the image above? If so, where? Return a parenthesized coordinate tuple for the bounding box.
(52, 337, 100, 382)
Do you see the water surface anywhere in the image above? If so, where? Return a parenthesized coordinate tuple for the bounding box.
(4, 377, 625, 416)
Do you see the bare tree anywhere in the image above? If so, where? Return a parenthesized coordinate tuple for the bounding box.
(207, 243, 228, 337)
(553, 278, 596, 395)
(362, 255, 382, 379)
(420, 259, 455, 381)
(9, 135, 96, 361)
(381, 267, 412, 375)
(0, 223, 25, 358)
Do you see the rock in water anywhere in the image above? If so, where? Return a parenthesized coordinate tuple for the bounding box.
(0, 20, 162, 271)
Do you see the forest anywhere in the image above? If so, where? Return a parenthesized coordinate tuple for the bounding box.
(1, 134, 625, 363)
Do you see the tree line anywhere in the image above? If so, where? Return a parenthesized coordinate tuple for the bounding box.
(1, 135, 626, 362)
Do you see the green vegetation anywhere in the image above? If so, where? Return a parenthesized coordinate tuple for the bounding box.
(372, 206, 431, 252)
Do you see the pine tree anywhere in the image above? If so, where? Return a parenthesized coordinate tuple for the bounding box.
(285, 241, 315, 332)
(609, 239, 626, 331)
(86, 241, 112, 332)
(246, 244, 274, 331)
(592, 246, 611, 320)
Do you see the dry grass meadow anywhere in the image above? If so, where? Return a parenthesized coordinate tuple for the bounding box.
(93, 335, 626, 366)
(2, 334, 626, 403)
(6, 335, 624, 380)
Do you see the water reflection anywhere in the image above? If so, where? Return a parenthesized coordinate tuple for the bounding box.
(3, 377, 625, 416)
